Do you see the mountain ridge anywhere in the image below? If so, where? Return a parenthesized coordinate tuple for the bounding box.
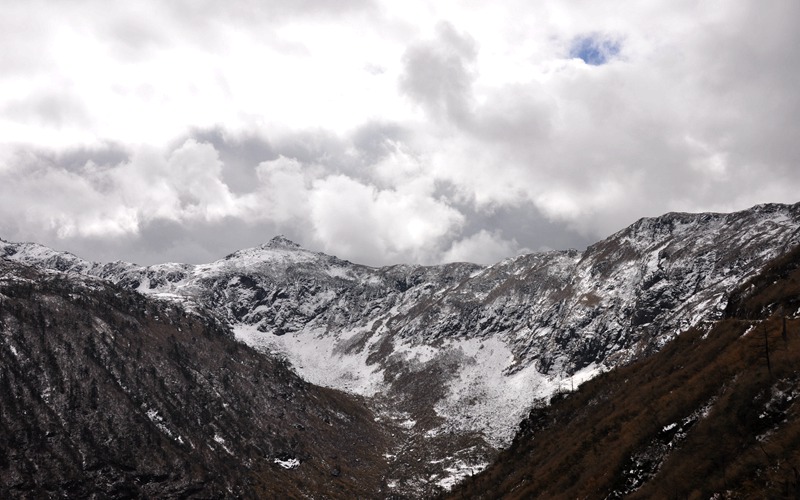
(0, 258, 394, 498)
(4, 201, 800, 494)
(446, 242, 800, 499)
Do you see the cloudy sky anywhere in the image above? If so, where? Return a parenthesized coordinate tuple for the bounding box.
(1, 1, 798, 266)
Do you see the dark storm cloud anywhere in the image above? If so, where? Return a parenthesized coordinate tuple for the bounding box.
(351, 121, 409, 166)
(190, 128, 278, 194)
(399, 22, 477, 124)
(260, 123, 412, 185)
(458, 201, 593, 253)
(189, 123, 414, 198)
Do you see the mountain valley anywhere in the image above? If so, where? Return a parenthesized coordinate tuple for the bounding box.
(448, 242, 800, 498)
(3, 202, 800, 497)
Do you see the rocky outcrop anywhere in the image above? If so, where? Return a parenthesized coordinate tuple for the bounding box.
(4, 201, 800, 494)
(0, 259, 391, 498)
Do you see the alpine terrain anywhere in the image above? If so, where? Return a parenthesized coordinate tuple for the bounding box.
(2, 201, 800, 497)
(447, 239, 800, 498)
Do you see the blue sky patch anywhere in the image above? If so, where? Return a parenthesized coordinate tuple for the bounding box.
(569, 35, 621, 65)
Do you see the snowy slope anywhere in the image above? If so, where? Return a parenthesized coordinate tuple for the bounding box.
(4, 202, 800, 492)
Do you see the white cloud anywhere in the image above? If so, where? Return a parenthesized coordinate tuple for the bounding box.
(107, 140, 245, 224)
(0, 158, 138, 240)
(0, 140, 245, 242)
(1, 0, 798, 266)
(252, 156, 315, 224)
(308, 174, 464, 265)
(443, 230, 523, 265)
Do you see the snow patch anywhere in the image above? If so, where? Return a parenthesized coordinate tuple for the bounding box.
(741, 324, 756, 338)
(431, 337, 561, 447)
(145, 408, 183, 444)
(237, 320, 605, 449)
(326, 266, 351, 279)
(234, 324, 386, 396)
(399, 419, 416, 429)
(435, 459, 489, 490)
(393, 342, 439, 365)
(274, 457, 300, 469)
(213, 433, 233, 454)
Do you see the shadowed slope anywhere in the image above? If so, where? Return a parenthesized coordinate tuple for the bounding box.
(448, 244, 800, 499)
(0, 259, 391, 499)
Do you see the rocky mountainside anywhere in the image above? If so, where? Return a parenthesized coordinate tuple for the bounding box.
(0, 258, 394, 498)
(447, 242, 800, 499)
(3, 201, 800, 495)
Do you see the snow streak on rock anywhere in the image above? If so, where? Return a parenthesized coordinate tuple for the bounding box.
(3, 204, 800, 483)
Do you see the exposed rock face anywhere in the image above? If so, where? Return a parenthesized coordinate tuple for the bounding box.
(0, 259, 391, 499)
(446, 244, 800, 499)
(3, 202, 800, 494)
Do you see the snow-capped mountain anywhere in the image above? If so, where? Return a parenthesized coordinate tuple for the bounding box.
(447, 242, 800, 499)
(0, 258, 393, 498)
(3, 202, 800, 494)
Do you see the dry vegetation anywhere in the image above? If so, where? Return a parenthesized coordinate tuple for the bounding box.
(448, 245, 800, 499)
(0, 260, 393, 498)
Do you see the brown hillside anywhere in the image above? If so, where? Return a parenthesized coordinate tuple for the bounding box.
(448, 245, 800, 499)
(0, 259, 392, 498)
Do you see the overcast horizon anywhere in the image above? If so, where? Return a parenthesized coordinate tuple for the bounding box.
(1, 1, 799, 266)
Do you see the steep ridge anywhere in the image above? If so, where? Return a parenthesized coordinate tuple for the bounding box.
(0, 259, 392, 498)
(3, 202, 800, 494)
(446, 243, 800, 499)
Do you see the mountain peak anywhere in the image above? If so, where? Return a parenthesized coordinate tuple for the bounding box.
(264, 235, 302, 249)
